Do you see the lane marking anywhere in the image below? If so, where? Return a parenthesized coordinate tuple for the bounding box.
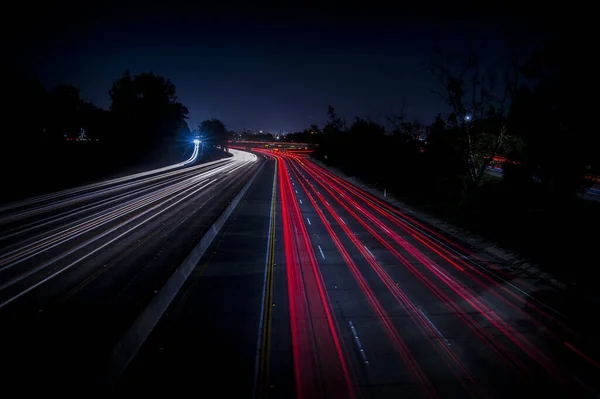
(317, 245, 325, 259)
(349, 321, 369, 365)
(0, 158, 243, 273)
(57, 226, 161, 304)
(364, 245, 374, 258)
(565, 342, 600, 368)
(418, 308, 451, 346)
(299, 199, 303, 205)
(573, 375, 600, 398)
(108, 156, 264, 384)
(306, 217, 311, 226)
(254, 158, 278, 398)
(339, 217, 345, 225)
(54, 179, 218, 304)
(0, 179, 218, 308)
(357, 188, 566, 318)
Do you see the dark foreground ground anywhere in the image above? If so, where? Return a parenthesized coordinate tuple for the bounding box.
(117, 152, 600, 398)
(0, 149, 260, 393)
(1, 148, 598, 397)
(118, 159, 287, 395)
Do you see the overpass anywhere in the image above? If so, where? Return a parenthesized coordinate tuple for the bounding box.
(228, 140, 317, 151)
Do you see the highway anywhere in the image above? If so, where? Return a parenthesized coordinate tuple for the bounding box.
(3, 143, 599, 397)
(582, 184, 600, 201)
(0, 144, 260, 392)
(119, 148, 600, 398)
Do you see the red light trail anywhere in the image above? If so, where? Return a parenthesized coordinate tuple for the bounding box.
(252, 148, 600, 398)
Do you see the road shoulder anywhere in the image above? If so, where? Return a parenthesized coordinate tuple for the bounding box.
(115, 158, 277, 395)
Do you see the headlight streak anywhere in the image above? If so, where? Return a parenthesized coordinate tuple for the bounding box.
(0, 162, 236, 270)
(0, 167, 214, 242)
(0, 141, 203, 218)
(0, 149, 256, 309)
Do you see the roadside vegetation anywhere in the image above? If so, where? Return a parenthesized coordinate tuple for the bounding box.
(285, 38, 599, 289)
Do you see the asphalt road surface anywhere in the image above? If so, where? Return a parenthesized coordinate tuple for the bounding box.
(582, 184, 600, 201)
(118, 157, 289, 395)
(0, 147, 260, 392)
(3, 146, 599, 398)
(120, 148, 600, 398)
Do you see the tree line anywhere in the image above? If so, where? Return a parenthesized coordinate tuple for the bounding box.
(288, 39, 598, 283)
(297, 39, 597, 205)
(0, 67, 234, 202)
(2, 68, 234, 168)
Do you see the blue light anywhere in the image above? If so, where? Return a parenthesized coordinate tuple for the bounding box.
(193, 139, 200, 144)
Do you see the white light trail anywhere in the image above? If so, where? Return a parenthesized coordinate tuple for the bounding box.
(0, 148, 257, 306)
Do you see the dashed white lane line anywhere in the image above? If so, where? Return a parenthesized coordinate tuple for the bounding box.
(349, 321, 369, 365)
(317, 245, 325, 259)
(418, 308, 451, 346)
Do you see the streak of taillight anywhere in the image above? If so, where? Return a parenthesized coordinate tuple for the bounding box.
(311, 163, 571, 334)
(275, 153, 356, 399)
(312, 162, 534, 285)
(565, 342, 600, 369)
(308, 162, 571, 338)
(299, 159, 569, 383)
(306, 160, 577, 352)
(294, 158, 536, 378)
(290, 161, 442, 397)
(277, 155, 314, 398)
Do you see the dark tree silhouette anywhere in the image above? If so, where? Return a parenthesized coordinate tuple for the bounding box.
(511, 41, 595, 200)
(2, 68, 46, 151)
(0, 67, 196, 202)
(46, 85, 83, 141)
(78, 103, 110, 141)
(109, 70, 189, 156)
(324, 105, 345, 134)
(309, 124, 321, 135)
(199, 118, 228, 151)
(428, 49, 521, 198)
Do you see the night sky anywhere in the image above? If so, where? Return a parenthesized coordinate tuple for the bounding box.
(7, 3, 546, 133)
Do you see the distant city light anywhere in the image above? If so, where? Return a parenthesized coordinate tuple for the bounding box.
(464, 114, 472, 121)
